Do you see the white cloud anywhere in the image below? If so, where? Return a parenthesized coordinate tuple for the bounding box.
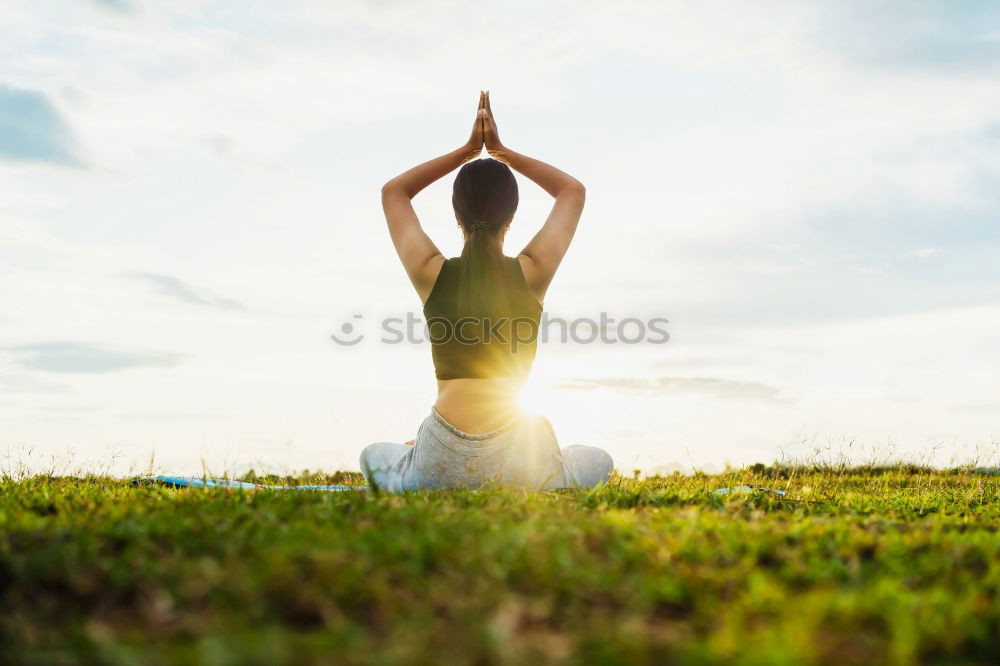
(124, 271, 246, 310)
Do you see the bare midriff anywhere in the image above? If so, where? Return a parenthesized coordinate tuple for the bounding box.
(434, 377, 527, 434)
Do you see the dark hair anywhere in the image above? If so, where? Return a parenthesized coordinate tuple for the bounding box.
(452, 158, 519, 315)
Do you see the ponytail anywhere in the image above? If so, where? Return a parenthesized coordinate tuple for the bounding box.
(451, 158, 519, 316)
(457, 223, 509, 316)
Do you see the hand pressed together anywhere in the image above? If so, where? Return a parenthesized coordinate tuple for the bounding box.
(465, 90, 504, 158)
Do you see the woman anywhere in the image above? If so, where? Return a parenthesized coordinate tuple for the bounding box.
(360, 91, 613, 492)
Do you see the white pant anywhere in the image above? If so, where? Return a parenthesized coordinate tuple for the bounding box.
(360, 408, 613, 493)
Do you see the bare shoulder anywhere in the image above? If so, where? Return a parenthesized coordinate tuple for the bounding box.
(417, 254, 447, 304)
(516, 254, 546, 303)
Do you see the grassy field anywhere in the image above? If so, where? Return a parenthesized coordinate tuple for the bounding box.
(1, 466, 998, 665)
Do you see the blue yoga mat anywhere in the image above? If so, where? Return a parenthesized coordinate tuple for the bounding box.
(136, 476, 365, 491)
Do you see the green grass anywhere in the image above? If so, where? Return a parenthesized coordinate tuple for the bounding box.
(1, 467, 998, 665)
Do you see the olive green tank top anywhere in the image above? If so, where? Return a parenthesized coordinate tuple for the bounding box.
(422, 256, 542, 380)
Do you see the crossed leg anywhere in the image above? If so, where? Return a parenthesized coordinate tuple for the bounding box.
(359, 442, 410, 490)
(558, 445, 614, 488)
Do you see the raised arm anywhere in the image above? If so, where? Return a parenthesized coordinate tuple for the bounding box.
(381, 92, 486, 302)
(482, 92, 585, 301)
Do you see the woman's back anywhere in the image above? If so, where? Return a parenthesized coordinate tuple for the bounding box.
(426, 254, 542, 432)
(424, 255, 542, 381)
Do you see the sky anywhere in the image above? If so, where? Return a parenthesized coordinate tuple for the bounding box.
(1, 0, 999, 476)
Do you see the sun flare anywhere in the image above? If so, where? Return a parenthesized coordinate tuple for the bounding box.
(515, 369, 574, 420)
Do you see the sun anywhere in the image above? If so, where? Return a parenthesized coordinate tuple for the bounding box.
(515, 367, 575, 420)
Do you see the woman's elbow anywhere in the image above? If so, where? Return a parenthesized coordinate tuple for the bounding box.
(381, 179, 413, 201)
(560, 179, 586, 199)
